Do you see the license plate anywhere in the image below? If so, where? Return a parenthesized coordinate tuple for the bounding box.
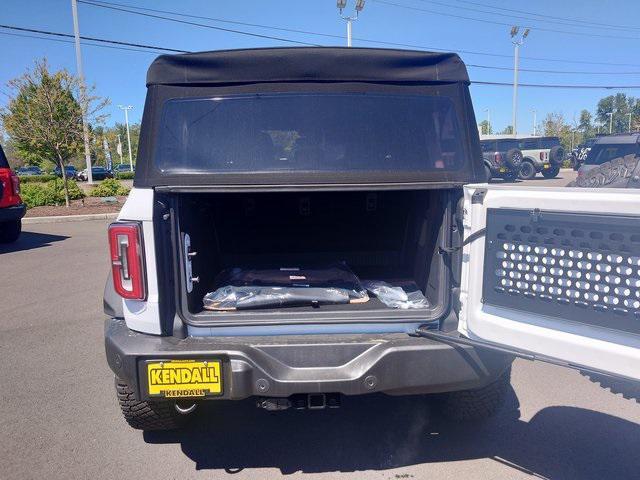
(543, 164, 550, 169)
(146, 360, 222, 398)
(499, 167, 507, 173)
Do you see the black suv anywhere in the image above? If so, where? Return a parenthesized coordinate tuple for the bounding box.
(480, 138, 523, 181)
(573, 133, 640, 188)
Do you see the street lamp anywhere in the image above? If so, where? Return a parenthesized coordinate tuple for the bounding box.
(628, 112, 633, 132)
(71, 0, 93, 184)
(484, 108, 490, 134)
(337, 0, 365, 47)
(118, 105, 134, 172)
(606, 112, 613, 134)
(510, 26, 530, 136)
(531, 109, 537, 136)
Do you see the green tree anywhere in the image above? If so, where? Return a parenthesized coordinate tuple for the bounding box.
(499, 125, 513, 135)
(105, 122, 140, 167)
(596, 93, 640, 134)
(478, 120, 493, 135)
(578, 109, 594, 140)
(1, 59, 108, 206)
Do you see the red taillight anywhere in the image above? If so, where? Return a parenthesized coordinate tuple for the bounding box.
(494, 152, 502, 164)
(108, 222, 146, 300)
(10, 172, 20, 195)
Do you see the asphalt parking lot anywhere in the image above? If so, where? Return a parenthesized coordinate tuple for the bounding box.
(3, 170, 639, 480)
(490, 168, 577, 187)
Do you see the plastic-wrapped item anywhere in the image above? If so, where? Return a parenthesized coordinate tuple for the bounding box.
(362, 280, 429, 310)
(203, 263, 369, 311)
(203, 286, 350, 310)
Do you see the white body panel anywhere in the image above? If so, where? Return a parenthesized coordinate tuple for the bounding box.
(117, 188, 162, 335)
(460, 184, 640, 381)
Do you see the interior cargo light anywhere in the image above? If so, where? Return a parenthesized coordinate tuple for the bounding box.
(108, 222, 146, 300)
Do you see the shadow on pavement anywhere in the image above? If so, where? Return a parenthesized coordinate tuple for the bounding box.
(0, 230, 69, 254)
(581, 371, 640, 403)
(144, 387, 640, 478)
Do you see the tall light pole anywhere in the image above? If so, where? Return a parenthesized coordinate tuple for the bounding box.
(628, 112, 633, 132)
(510, 26, 529, 136)
(118, 105, 134, 171)
(483, 108, 490, 134)
(71, 0, 93, 184)
(531, 109, 537, 136)
(116, 134, 123, 165)
(606, 112, 613, 134)
(337, 0, 365, 47)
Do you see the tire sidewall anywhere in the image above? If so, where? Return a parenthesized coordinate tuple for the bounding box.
(518, 160, 536, 180)
(549, 145, 565, 165)
(505, 148, 523, 169)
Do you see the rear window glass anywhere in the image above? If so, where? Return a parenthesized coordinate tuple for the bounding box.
(518, 138, 538, 150)
(585, 143, 639, 166)
(155, 94, 466, 174)
(539, 137, 560, 149)
(481, 139, 519, 152)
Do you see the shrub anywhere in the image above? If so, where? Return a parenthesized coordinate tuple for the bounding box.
(20, 179, 85, 208)
(114, 171, 135, 180)
(89, 178, 130, 197)
(18, 174, 58, 183)
(20, 183, 58, 208)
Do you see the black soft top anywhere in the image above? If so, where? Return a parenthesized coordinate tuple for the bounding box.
(0, 145, 8, 168)
(146, 47, 469, 86)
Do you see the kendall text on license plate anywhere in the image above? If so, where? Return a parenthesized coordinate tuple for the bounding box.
(147, 360, 222, 398)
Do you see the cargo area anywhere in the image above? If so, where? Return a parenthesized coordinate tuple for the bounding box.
(172, 189, 454, 326)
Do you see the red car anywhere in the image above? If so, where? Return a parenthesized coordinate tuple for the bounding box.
(0, 145, 25, 243)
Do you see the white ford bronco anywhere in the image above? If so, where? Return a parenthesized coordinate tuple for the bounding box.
(104, 47, 640, 431)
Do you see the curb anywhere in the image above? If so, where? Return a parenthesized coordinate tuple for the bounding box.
(23, 213, 119, 225)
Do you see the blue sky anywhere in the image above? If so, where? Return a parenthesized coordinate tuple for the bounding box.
(2, 0, 640, 133)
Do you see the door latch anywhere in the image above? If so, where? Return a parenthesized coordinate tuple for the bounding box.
(183, 233, 198, 293)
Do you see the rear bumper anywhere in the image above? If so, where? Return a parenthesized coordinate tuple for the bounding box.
(0, 203, 26, 223)
(105, 318, 513, 401)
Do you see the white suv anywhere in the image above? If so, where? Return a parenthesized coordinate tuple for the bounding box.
(516, 136, 565, 180)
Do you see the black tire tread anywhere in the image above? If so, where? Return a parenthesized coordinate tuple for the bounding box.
(440, 367, 511, 421)
(541, 166, 560, 179)
(116, 380, 184, 431)
(0, 219, 21, 243)
(518, 160, 537, 180)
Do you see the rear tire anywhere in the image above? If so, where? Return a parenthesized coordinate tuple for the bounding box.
(439, 367, 511, 421)
(115, 378, 185, 431)
(548, 145, 565, 165)
(0, 219, 21, 243)
(518, 161, 537, 180)
(542, 166, 560, 179)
